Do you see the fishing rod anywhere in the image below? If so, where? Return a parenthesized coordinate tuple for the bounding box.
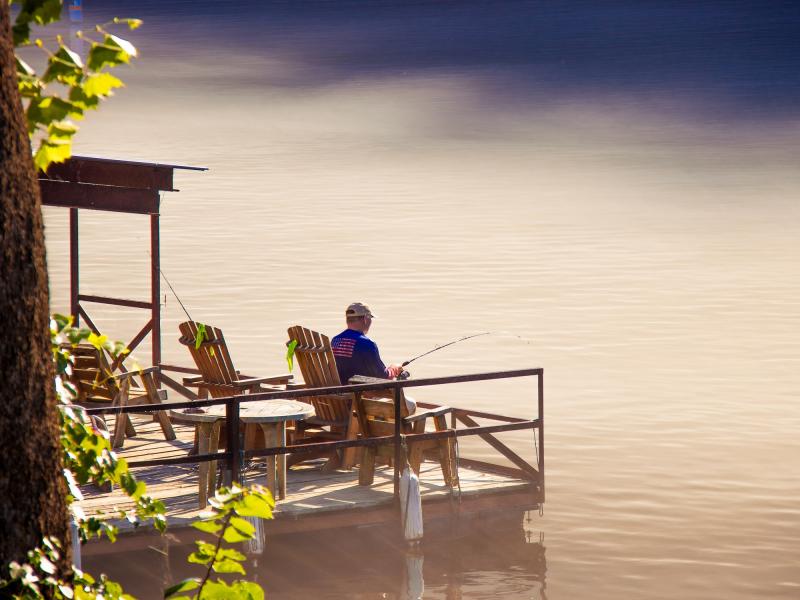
(401, 331, 491, 367)
(396, 332, 492, 379)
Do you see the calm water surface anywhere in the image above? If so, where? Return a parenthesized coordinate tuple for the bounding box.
(44, 1, 800, 598)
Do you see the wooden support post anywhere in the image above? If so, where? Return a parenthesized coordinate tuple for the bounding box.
(70, 208, 79, 323)
(150, 212, 161, 379)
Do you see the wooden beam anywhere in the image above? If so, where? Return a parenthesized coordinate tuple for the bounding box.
(79, 294, 152, 310)
(455, 413, 540, 479)
(42, 157, 175, 191)
(417, 402, 529, 423)
(158, 372, 199, 400)
(39, 180, 160, 214)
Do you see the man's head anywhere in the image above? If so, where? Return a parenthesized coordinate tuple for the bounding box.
(346, 302, 374, 333)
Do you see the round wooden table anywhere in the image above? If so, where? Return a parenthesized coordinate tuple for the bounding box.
(171, 399, 315, 507)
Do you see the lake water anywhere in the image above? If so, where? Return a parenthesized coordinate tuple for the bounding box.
(41, 1, 800, 598)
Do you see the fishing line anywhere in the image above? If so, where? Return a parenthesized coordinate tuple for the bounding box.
(158, 265, 194, 323)
(401, 332, 492, 368)
(144, 248, 195, 322)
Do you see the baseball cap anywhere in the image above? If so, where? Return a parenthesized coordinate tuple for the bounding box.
(346, 302, 375, 318)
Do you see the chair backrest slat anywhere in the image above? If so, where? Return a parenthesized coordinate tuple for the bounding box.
(287, 325, 350, 425)
(179, 321, 243, 397)
(62, 344, 120, 403)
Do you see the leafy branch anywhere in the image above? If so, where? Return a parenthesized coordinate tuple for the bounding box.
(12, 0, 141, 171)
(52, 314, 166, 542)
(166, 485, 274, 600)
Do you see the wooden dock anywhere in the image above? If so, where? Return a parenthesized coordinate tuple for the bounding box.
(79, 416, 541, 537)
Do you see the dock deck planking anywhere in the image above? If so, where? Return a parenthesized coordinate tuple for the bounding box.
(79, 415, 539, 533)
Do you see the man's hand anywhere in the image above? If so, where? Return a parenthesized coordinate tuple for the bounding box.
(386, 364, 404, 379)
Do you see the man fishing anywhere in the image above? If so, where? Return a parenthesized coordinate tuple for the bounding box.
(331, 302, 416, 413)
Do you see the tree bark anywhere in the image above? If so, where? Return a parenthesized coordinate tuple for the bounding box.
(0, 1, 71, 575)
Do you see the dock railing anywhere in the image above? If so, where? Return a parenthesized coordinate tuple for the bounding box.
(84, 368, 544, 503)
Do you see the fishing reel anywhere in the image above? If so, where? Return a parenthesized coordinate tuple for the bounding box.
(396, 370, 411, 381)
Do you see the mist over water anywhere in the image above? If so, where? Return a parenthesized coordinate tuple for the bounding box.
(45, 1, 800, 598)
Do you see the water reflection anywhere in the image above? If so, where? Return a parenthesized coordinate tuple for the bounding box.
(82, 514, 546, 599)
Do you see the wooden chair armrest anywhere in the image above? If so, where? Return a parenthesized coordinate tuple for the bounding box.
(182, 375, 204, 386)
(116, 366, 158, 380)
(404, 406, 453, 424)
(233, 374, 293, 386)
(285, 383, 307, 390)
(127, 389, 168, 403)
(301, 416, 349, 429)
(348, 375, 392, 385)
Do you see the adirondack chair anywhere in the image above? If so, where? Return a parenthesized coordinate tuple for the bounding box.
(286, 325, 359, 469)
(178, 321, 294, 452)
(63, 343, 176, 448)
(178, 321, 293, 398)
(349, 375, 459, 488)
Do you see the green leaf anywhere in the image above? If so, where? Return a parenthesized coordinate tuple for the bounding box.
(63, 468, 83, 500)
(211, 559, 246, 575)
(195, 323, 207, 350)
(224, 516, 255, 542)
(87, 34, 136, 71)
(234, 492, 274, 520)
(188, 541, 216, 565)
(27, 95, 78, 131)
(30, 0, 63, 26)
(12, 0, 63, 46)
(153, 513, 167, 533)
(34, 138, 72, 172)
(191, 519, 223, 535)
(216, 547, 246, 562)
(199, 581, 240, 599)
(13, 19, 33, 47)
(188, 551, 213, 565)
(82, 72, 124, 98)
(87, 332, 108, 349)
(286, 339, 298, 372)
(69, 85, 101, 111)
(49, 120, 78, 141)
(108, 34, 137, 57)
(38, 556, 56, 575)
(43, 45, 84, 85)
(16, 55, 36, 76)
(164, 578, 200, 598)
(229, 581, 265, 600)
(221, 528, 250, 544)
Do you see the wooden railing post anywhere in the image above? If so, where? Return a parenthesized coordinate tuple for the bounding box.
(393, 384, 402, 499)
(225, 397, 241, 485)
(538, 370, 544, 501)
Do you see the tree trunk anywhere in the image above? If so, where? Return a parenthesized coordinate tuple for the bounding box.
(0, 1, 71, 575)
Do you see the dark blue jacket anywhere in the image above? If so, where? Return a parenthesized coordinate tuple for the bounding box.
(331, 328, 388, 384)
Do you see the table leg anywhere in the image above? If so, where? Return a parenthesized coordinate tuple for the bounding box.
(208, 420, 222, 497)
(278, 422, 287, 500)
(197, 422, 212, 509)
(260, 424, 278, 501)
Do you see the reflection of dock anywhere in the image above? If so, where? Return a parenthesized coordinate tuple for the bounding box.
(79, 416, 542, 535)
(82, 497, 546, 599)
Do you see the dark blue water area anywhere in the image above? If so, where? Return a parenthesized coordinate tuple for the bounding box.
(59, 0, 800, 121)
